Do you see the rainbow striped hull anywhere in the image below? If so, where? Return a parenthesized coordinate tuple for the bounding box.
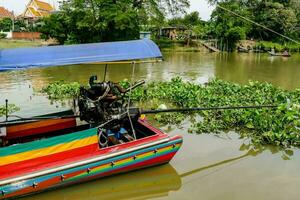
(0, 119, 182, 199)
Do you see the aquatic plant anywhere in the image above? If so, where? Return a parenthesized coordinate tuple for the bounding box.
(0, 104, 20, 117)
(42, 78, 300, 147)
(41, 81, 81, 100)
(126, 77, 300, 147)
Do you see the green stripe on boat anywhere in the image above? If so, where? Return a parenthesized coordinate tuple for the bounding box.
(0, 128, 97, 157)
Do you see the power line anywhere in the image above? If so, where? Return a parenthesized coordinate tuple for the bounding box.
(217, 4, 300, 45)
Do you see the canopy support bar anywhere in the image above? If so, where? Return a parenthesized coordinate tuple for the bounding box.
(91, 59, 163, 65)
(103, 64, 108, 81)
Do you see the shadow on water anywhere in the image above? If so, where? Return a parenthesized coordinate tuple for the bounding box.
(21, 141, 294, 200)
(21, 164, 181, 200)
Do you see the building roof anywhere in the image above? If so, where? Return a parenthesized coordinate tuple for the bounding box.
(23, 0, 54, 18)
(28, 7, 41, 17)
(0, 7, 14, 19)
(35, 0, 54, 11)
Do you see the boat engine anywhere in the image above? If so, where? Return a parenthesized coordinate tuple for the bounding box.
(78, 75, 144, 124)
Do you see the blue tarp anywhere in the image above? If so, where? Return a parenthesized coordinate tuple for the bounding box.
(0, 39, 162, 71)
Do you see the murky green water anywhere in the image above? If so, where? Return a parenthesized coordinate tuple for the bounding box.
(1, 52, 300, 200)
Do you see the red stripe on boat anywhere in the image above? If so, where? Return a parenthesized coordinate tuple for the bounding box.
(2, 151, 177, 199)
(0, 143, 99, 180)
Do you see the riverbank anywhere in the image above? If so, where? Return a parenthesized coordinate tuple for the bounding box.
(155, 38, 300, 53)
(0, 39, 45, 49)
(154, 38, 207, 52)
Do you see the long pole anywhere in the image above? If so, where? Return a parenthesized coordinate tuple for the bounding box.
(0, 105, 278, 127)
(141, 105, 277, 114)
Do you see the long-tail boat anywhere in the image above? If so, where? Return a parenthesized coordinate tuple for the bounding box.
(0, 39, 183, 199)
(268, 51, 291, 57)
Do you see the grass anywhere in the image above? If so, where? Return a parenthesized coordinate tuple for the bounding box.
(0, 39, 44, 49)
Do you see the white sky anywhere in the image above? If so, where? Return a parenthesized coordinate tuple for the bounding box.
(0, 0, 214, 21)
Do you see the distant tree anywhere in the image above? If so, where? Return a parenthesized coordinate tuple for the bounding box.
(13, 19, 27, 32)
(39, 0, 189, 44)
(210, 1, 251, 50)
(183, 11, 202, 27)
(0, 18, 12, 32)
(193, 24, 208, 39)
(207, 0, 299, 42)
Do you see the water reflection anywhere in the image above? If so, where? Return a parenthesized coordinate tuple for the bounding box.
(21, 164, 181, 200)
(214, 53, 300, 89)
(1, 52, 300, 200)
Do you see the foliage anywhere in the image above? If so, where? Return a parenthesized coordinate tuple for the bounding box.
(0, 104, 20, 117)
(39, 0, 189, 44)
(256, 41, 300, 52)
(0, 18, 12, 32)
(13, 19, 36, 32)
(41, 81, 81, 99)
(39, 0, 140, 44)
(167, 11, 207, 41)
(250, 1, 297, 41)
(0, 18, 40, 32)
(126, 77, 300, 148)
(207, 0, 299, 48)
(0, 33, 7, 39)
(210, 1, 252, 50)
(168, 11, 203, 28)
(41, 78, 300, 148)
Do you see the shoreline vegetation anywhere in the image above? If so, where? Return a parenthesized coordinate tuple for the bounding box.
(1, 38, 299, 53)
(0, 39, 44, 49)
(154, 39, 300, 53)
(39, 78, 300, 148)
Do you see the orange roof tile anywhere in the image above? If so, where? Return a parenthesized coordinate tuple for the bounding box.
(0, 7, 14, 18)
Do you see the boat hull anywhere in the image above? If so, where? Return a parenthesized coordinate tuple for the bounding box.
(268, 52, 291, 57)
(0, 120, 182, 199)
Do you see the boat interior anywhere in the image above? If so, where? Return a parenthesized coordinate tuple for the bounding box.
(0, 116, 157, 148)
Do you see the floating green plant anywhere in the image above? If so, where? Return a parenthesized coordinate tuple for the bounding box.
(41, 78, 300, 147)
(41, 81, 81, 100)
(0, 104, 20, 117)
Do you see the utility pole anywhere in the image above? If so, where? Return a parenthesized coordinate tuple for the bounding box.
(11, 11, 15, 32)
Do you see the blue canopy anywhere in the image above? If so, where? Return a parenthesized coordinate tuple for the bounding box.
(0, 39, 162, 71)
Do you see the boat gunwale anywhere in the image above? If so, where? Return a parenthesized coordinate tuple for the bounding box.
(0, 120, 178, 186)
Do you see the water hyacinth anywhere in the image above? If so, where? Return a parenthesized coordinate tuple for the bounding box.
(41, 81, 81, 100)
(0, 104, 20, 117)
(41, 78, 300, 147)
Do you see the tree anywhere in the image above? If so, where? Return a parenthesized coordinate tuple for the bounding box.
(250, 1, 297, 41)
(207, 0, 299, 42)
(0, 18, 12, 32)
(210, 1, 251, 50)
(39, 0, 189, 44)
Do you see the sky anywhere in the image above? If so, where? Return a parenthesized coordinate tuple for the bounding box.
(0, 0, 214, 21)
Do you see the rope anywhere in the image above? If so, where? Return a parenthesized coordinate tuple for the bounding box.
(217, 4, 300, 45)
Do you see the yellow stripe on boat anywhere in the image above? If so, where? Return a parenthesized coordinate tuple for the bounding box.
(0, 135, 98, 166)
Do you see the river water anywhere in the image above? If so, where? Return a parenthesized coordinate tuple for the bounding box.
(1, 52, 300, 200)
